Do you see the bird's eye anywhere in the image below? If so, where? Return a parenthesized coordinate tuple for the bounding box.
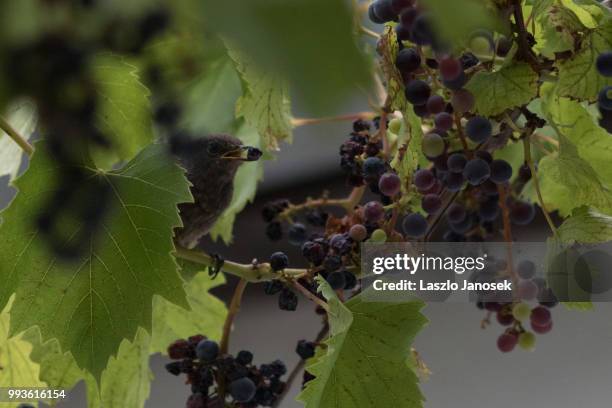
(207, 141, 223, 156)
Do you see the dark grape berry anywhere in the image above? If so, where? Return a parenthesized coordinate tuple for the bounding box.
(439, 57, 462, 81)
(478, 199, 500, 221)
(353, 119, 371, 132)
(266, 222, 283, 241)
(168, 339, 191, 360)
(323, 255, 342, 272)
(538, 288, 559, 308)
(463, 158, 491, 185)
(497, 333, 518, 352)
(465, 116, 492, 143)
(405, 80, 431, 105)
(426, 95, 445, 114)
(596, 52, 612, 76)
(302, 241, 326, 265)
(422, 194, 442, 214)
(475, 150, 493, 163)
(379, 172, 401, 197)
(364, 201, 385, 222)
(196, 340, 219, 362)
(391, 0, 413, 14)
(410, 13, 434, 45)
(368, 2, 386, 24)
(327, 271, 347, 290)
(413, 103, 430, 118)
(434, 112, 453, 132)
(460, 52, 480, 69)
(496, 36, 512, 57)
(396, 23, 412, 41)
(165, 361, 182, 376)
(489, 159, 512, 183)
(186, 393, 206, 408)
(264, 280, 283, 295)
(447, 153, 467, 173)
(414, 168, 436, 190)
(396, 48, 422, 72)
(442, 71, 468, 90)
(363, 157, 386, 178)
(279, 288, 298, 311)
(598, 86, 612, 110)
(510, 201, 535, 225)
(445, 172, 465, 191)
(229, 377, 257, 403)
(296, 340, 316, 359)
(530, 306, 552, 327)
(236, 350, 254, 365)
(402, 213, 428, 238)
(344, 270, 358, 290)
(496, 310, 514, 326)
(288, 223, 307, 246)
(270, 252, 289, 271)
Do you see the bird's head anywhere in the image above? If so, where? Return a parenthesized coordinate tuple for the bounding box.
(171, 133, 262, 169)
(202, 134, 262, 162)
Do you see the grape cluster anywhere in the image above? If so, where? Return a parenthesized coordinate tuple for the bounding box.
(165, 335, 287, 407)
(596, 51, 612, 133)
(476, 259, 558, 353)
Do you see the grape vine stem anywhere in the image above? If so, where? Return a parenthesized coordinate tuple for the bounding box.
(220, 278, 248, 355)
(289, 279, 330, 312)
(497, 184, 518, 284)
(291, 112, 376, 127)
(0, 115, 34, 156)
(279, 185, 366, 220)
(523, 135, 557, 235)
(174, 246, 308, 282)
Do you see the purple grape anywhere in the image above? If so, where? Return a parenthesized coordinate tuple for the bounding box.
(439, 57, 462, 81)
(518, 279, 539, 300)
(530, 306, 552, 327)
(447, 153, 467, 173)
(463, 158, 491, 185)
(364, 201, 385, 222)
(445, 172, 465, 191)
(517, 260, 536, 280)
(422, 194, 442, 214)
(510, 201, 535, 225)
(405, 80, 431, 105)
(434, 112, 453, 132)
(597, 51, 612, 77)
(396, 48, 421, 72)
(451, 89, 475, 114)
(414, 168, 436, 190)
(426, 95, 446, 114)
(379, 172, 401, 197)
(497, 333, 518, 352)
(465, 116, 492, 143)
(490, 159, 513, 183)
(402, 213, 428, 238)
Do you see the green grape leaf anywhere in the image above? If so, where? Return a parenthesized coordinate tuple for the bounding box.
(98, 328, 151, 408)
(465, 62, 539, 117)
(534, 86, 612, 215)
(0, 298, 46, 401)
(228, 47, 292, 152)
(25, 327, 152, 407)
(92, 53, 153, 168)
(378, 26, 406, 113)
(23, 329, 97, 407)
(527, 0, 555, 20)
(209, 123, 264, 243)
(0, 100, 37, 180)
(199, 0, 371, 112)
(556, 207, 612, 243)
(0, 143, 191, 379)
(151, 268, 227, 354)
(556, 19, 612, 101)
(535, 5, 585, 59)
(181, 56, 243, 135)
(298, 278, 427, 408)
(545, 207, 612, 311)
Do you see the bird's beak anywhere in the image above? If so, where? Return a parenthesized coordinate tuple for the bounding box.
(221, 146, 263, 162)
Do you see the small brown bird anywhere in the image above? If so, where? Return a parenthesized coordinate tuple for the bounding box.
(172, 134, 262, 248)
